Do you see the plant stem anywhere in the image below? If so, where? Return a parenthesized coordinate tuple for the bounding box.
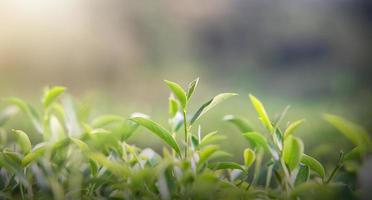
(183, 110, 188, 159)
(325, 151, 344, 184)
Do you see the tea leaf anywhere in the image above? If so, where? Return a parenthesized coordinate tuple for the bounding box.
(223, 115, 253, 133)
(284, 119, 305, 138)
(12, 129, 32, 154)
(301, 154, 325, 178)
(242, 132, 270, 152)
(324, 114, 370, 151)
(91, 115, 125, 128)
(7, 98, 42, 133)
(129, 116, 181, 155)
(42, 86, 66, 108)
(249, 94, 274, 133)
(191, 93, 237, 125)
(208, 162, 245, 171)
(186, 77, 199, 100)
(168, 96, 179, 118)
(164, 80, 187, 109)
(295, 165, 310, 186)
(283, 136, 304, 171)
(198, 145, 219, 164)
(243, 148, 256, 167)
(22, 144, 47, 167)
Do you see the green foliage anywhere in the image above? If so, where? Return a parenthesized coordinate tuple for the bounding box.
(0, 79, 368, 199)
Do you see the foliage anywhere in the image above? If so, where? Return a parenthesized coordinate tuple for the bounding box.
(0, 80, 370, 199)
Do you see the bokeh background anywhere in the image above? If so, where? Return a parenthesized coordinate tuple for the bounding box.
(1, 0, 371, 162)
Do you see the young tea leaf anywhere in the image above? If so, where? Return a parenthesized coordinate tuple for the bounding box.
(42, 86, 66, 108)
(164, 80, 187, 109)
(22, 144, 47, 167)
(249, 94, 274, 133)
(223, 115, 253, 133)
(284, 119, 305, 138)
(186, 77, 199, 100)
(190, 93, 237, 125)
(129, 116, 181, 155)
(324, 114, 370, 151)
(301, 154, 325, 178)
(12, 129, 32, 154)
(198, 145, 219, 164)
(207, 162, 245, 171)
(91, 115, 125, 128)
(243, 148, 256, 167)
(283, 136, 304, 171)
(168, 96, 179, 118)
(242, 132, 270, 152)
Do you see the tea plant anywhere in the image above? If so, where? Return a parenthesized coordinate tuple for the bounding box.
(0, 79, 370, 200)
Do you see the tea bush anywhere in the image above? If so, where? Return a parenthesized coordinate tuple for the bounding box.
(0, 79, 370, 200)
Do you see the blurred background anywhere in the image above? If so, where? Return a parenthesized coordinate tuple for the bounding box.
(1, 0, 371, 162)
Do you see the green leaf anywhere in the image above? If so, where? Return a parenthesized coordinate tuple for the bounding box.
(223, 115, 253, 133)
(164, 80, 187, 109)
(22, 144, 47, 167)
(199, 131, 225, 147)
(168, 96, 179, 118)
(42, 86, 66, 108)
(242, 132, 270, 152)
(344, 146, 364, 161)
(91, 115, 125, 128)
(198, 145, 219, 164)
(324, 114, 370, 151)
(249, 94, 274, 133)
(191, 93, 237, 125)
(0, 106, 18, 126)
(283, 136, 304, 171)
(295, 165, 310, 186)
(284, 119, 305, 138)
(71, 138, 90, 152)
(207, 162, 245, 171)
(301, 154, 325, 178)
(186, 77, 199, 100)
(12, 129, 32, 154)
(129, 116, 181, 155)
(7, 98, 42, 133)
(243, 148, 256, 167)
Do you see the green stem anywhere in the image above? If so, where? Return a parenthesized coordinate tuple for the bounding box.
(183, 110, 188, 159)
(325, 151, 344, 184)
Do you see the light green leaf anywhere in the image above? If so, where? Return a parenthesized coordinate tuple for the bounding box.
(186, 77, 199, 100)
(301, 154, 325, 178)
(284, 119, 305, 138)
(283, 136, 304, 171)
(344, 146, 364, 161)
(191, 93, 237, 125)
(0, 106, 18, 126)
(168, 96, 179, 118)
(223, 115, 253, 133)
(242, 132, 270, 152)
(129, 117, 181, 155)
(207, 162, 245, 171)
(200, 131, 225, 147)
(91, 115, 125, 128)
(324, 114, 370, 151)
(7, 98, 42, 133)
(243, 148, 256, 167)
(164, 80, 187, 109)
(22, 144, 47, 167)
(12, 129, 32, 154)
(249, 94, 274, 133)
(42, 86, 66, 108)
(198, 145, 219, 164)
(71, 138, 90, 152)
